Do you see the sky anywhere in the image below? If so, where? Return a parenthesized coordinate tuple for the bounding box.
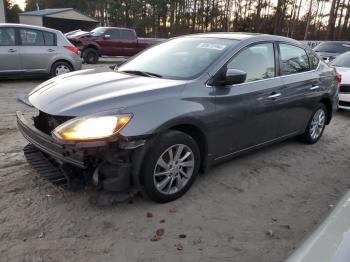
(14, 0, 25, 10)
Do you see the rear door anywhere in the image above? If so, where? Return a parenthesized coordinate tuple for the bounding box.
(276, 43, 321, 135)
(19, 28, 58, 73)
(0, 27, 21, 73)
(212, 42, 285, 157)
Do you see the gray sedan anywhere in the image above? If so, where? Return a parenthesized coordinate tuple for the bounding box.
(0, 23, 82, 77)
(17, 33, 338, 203)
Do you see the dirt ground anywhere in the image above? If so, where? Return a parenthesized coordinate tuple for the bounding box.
(1, 61, 350, 262)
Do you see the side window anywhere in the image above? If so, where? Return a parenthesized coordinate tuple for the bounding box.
(279, 44, 310, 75)
(227, 43, 275, 83)
(108, 29, 120, 40)
(120, 30, 134, 40)
(19, 28, 44, 46)
(307, 50, 320, 70)
(0, 28, 15, 46)
(43, 31, 56, 46)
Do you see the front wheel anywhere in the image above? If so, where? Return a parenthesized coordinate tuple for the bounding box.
(142, 130, 200, 203)
(298, 104, 327, 144)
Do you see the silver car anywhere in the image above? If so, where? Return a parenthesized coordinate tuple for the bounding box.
(0, 23, 82, 77)
(286, 189, 350, 262)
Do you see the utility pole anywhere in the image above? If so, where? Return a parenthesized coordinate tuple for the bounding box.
(0, 0, 6, 23)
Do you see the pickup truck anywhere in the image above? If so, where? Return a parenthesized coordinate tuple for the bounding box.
(66, 27, 163, 64)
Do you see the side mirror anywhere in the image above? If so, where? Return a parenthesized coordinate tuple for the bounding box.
(211, 68, 247, 86)
(224, 69, 247, 85)
(104, 34, 111, 39)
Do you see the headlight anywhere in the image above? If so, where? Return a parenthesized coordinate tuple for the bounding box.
(53, 113, 132, 141)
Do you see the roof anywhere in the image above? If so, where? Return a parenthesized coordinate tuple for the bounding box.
(0, 23, 60, 33)
(20, 8, 73, 16)
(186, 32, 304, 46)
(19, 8, 99, 22)
(188, 32, 258, 40)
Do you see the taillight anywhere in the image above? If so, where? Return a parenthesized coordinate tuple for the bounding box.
(336, 73, 342, 87)
(64, 45, 79, 55)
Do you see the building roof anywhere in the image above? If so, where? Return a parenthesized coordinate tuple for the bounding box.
(19, 8, 99, 22)
(20, 8, 74, 16)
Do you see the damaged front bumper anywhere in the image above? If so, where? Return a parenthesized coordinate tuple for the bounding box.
(16, 111, 148, 203)
(17, 111, 86, 168)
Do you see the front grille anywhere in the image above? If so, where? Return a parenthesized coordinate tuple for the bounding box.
(339, 100, 350, 107)
(340, 85, 350, 93)
(33, 111, 72, 135)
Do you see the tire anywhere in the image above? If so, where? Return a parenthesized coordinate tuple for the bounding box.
(298, 104, 327, 144)
(142, 130, 200, 203)
(50, 61, 73, 77)
(83, 48, 99, 64)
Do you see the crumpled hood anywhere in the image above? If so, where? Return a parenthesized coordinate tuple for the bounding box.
(29, 69, 186, 116)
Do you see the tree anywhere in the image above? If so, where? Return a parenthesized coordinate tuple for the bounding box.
(5, 0, 23, 23)
(12, 0, 350, 40)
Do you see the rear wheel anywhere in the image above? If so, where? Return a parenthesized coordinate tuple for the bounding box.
(83, 48, 99, 64)
(298, 104, 327, 144)
(50, 61, 72, 77)
(142, 130, 200, 203)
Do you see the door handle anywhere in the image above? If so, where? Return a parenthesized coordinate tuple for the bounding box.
(268, 93, 281, 99)
(310, 85, 320, 90)
(47, 49, 55, 52)
(8, 49, 16, 53)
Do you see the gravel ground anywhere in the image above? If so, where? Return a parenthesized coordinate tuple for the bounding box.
(1, 61, 350, 262)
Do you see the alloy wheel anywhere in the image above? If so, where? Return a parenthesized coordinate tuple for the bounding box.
(153, 144, 195, 195)
(310, 109, 326, 140)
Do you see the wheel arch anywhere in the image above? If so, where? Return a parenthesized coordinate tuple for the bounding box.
(50, 59, 73, 75)
(168, 123, 209, 173)
(83, 44, 101, 53)
(320, 97, 332, 125)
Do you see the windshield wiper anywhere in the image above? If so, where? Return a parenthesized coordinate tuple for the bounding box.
(120, 70, 162, 78)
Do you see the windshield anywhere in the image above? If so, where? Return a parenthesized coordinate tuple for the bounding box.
(90, 28, 107, 37)
(118, 37, 239, 79)
(331, 52, 350, 67)
(314, 42, 350, 53)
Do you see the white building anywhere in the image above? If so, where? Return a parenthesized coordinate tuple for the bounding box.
(19, 8, 99, 33)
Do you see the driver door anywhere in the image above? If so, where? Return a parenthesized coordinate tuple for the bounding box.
(212, 42, 285, 158)
(97, 29, 123, 56)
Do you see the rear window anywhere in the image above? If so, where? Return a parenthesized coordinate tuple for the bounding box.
(43, 31, 56, 46)
(314, 42, 350, 53)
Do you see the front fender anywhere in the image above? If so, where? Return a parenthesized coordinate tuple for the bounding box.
(119, 98, 213, 138)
